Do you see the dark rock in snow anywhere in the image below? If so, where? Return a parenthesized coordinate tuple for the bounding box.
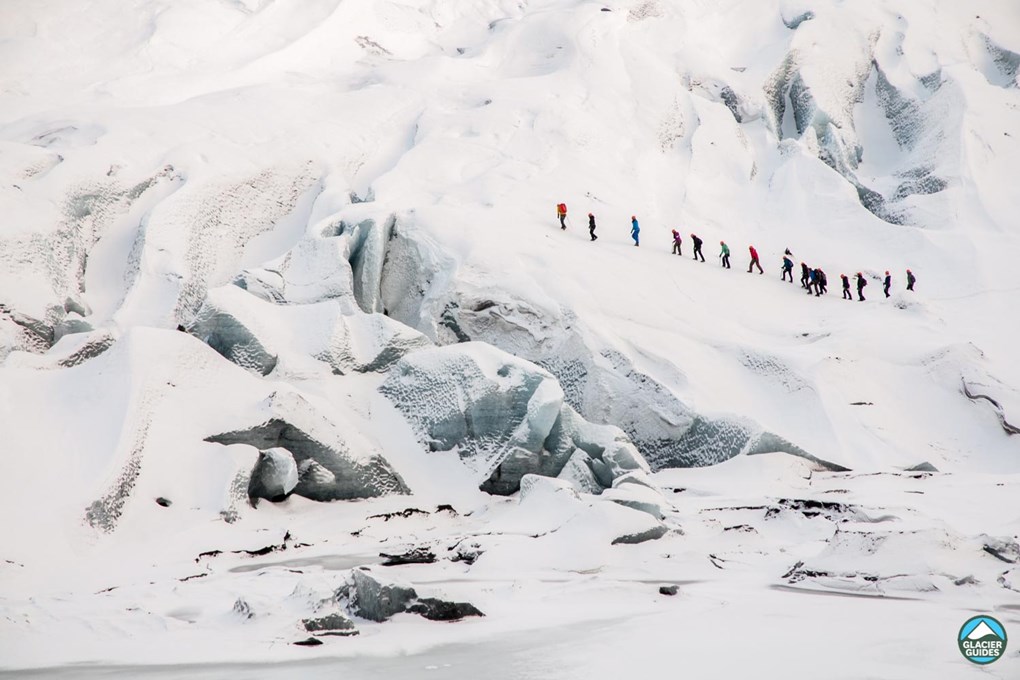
(406, 598, 484, 621)
(611, 523, 668, 545)
(659, 585, 679, 596)
(380, 547, 436, 566)
(292, 637, 323, 646)
(155, 497, 172, 507)
(302, 613, 358, 636)
(336, 569, 484, 623)
(368, 508, 431, 521)
(982, 538, 1020, 564)
(336, 569, 418, 622)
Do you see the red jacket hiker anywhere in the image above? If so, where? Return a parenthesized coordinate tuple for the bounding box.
(747, 245, 763, 274)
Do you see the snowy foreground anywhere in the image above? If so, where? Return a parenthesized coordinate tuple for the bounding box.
(1, 0, 1019, 677)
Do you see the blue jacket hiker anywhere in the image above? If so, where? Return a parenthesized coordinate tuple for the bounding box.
(631, 216, 640, 246)
(782, 256, 794, 282)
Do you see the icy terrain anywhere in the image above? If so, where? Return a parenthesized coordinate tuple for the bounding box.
(1, 0, 1019, 676)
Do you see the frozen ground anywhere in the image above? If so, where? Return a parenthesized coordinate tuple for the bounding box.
(1, 0, 1019, 676)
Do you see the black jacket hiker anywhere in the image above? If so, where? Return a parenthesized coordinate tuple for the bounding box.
(691, 234, 704, 261)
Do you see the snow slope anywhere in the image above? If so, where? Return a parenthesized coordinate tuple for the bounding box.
(1, 0, 1019, 676)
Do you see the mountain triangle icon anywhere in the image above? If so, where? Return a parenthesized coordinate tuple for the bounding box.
(966, 621, 1000, 640)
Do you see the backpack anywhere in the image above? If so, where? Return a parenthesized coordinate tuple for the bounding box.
(557, 203, 567, 214)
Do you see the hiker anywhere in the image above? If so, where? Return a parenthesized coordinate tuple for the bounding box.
(800, 262, 810, 289)
(841, 274, 852, 300)
(816, 268, 827, 295)
(856, 272, 867, 301)
(588, 213, 597, 241)
(557, 202, 567, 229)
(781, 255, 794, 282)
(691, 233, 705, 262)
(806, 268, 817, 295)
(719, 241, 731, 268)
(883, 271, 891, 297)
(747, 245, 763, 274)
(671, 230, 682, 255)
(906, 269, 916, 291)
(631, 216, 640, 246)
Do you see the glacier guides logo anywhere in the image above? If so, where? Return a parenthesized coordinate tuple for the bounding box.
(958, 615, 1007, 665)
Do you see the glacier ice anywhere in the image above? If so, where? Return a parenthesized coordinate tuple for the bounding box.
(247, 447, 299, 503)
(380, 342, 651, 494)
(188, 285, 431, 376)
(206, 391, 409, 501)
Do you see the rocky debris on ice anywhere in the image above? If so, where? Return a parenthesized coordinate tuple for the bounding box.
(206, 391, 409, 501)
(782, 525, 1020, 594)
(981, 537, 1020, 564)
(336, 568, 483, 622)
(380, 342, 650, 494)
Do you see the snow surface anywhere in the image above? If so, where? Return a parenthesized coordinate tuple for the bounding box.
(1, 0, 1019, 676)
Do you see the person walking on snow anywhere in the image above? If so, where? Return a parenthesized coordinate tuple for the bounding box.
(906, 269, 916, 291)
(631, 216, 640, 246)
(841, 274, 852, 300)
(816, 268, 827, 295)
(557, 202, 568, 230)
(806, 268, 818, 295)
(856, 272, 867, 301)
(883, 271, 891, 297)
(719, 241, 731, 268)
(671, 230, 682, 255)
(588, 213, 597, 241)
(691, 234, 705, 262)
(747, 245, 763, 274)
(800, 262, 810, 289)
(782, 255, 794, 282)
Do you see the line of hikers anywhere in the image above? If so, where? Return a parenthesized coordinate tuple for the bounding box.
(558, 203, 918, 300)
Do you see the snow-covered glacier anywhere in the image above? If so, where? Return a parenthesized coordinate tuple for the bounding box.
(0, 0, 1018, 676)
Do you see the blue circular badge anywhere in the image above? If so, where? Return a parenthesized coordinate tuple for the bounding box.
(958, 615, 1007, 665)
